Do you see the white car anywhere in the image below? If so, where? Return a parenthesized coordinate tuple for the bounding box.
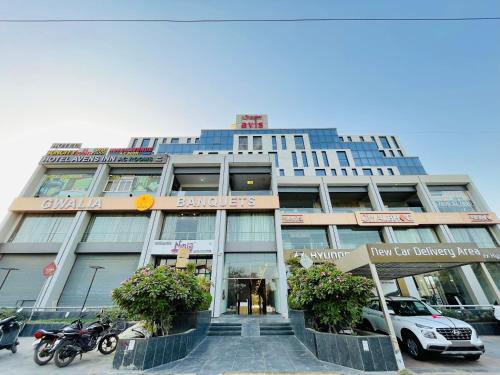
(362, 297, 484, 360)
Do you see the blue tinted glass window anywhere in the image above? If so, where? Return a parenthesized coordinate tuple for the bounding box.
(337, 151, 350, 167)
(171, 138, 179, 144)
(279, 169, 285, 176)
(294, 169, 304, 176)
(292, 152, 298, 167)
(239, 136, 248, 150)
(341, 169, 348, 176)
(331, 169, 337, 176)
(352, 169, 358, 176)
(380, 137, 391, 148)
(270, 152, 279, 167)
(281, 136, 287, 150)
(301, 152, 308, 167)
(272, 136, 277, 150)
(388, 168, 394, 175)
(312, 151, 319, 167)
(392, 137, 400, 148)
(321, 151, 329, 166)
(398, 150, 404, 157)
(294, 136, 305, 150)
(140, 138, 150, 148)
(363, 168, 373, 176)
(315, 169, 326, 176)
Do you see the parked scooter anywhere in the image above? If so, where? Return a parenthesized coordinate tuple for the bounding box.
(32, 318, 83, 366)
(53, 312, 120, 367)
(0, 315, 22, 354)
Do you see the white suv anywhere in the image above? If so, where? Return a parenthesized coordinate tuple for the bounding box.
(362, 297, 484, 360)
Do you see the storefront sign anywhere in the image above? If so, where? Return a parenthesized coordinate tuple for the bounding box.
(151, 240, 214, 255)
(41, 197, 102, 210)
(284, 249, 352, 262)
(176, 196, 256, 209)
(42, 261, 57, 278)
(134, 194, 155, 211)
(235, 114, 268, 129)
(50, 143, 82, 149)
(356, 211, 415, 226)
(108, 147, 153, 155)
(40, 154, 167, 164)
(46, 148, 108, 156)
(282, 214, 305, 224)
(467, 213, 494, 223)
(480, 248, 500, 262)
(366, 243, 483, 263)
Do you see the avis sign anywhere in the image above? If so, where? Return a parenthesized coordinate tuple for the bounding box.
(235, 114, 268, 129)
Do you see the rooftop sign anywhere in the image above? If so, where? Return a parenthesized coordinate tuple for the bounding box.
(40, 154, 167, 164)
(235, 114, 268, 129)
(50, 143, 82, 149)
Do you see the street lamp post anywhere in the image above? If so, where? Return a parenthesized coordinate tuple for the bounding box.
(80, 265, 105, 315)
(0, 267, 19, 292)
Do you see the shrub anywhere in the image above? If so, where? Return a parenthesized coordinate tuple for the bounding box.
(288, 262, 374, 333)
(112, 265, 210, 335)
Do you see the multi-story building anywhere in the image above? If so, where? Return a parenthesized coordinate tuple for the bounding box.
(0, 115, 498, 317)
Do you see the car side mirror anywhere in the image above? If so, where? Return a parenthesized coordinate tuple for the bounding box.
(387, 309, 395, 315)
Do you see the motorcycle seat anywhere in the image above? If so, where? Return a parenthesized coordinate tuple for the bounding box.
(38, 329, 61, 335)
(0, 316, 16, 326)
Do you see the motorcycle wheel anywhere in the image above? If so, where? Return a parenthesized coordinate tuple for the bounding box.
(33, 340, 54, 365)
(98, 334, 118, 355)
(54, 342, 77, 368)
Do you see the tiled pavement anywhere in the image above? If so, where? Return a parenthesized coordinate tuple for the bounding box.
(147, 336, 372, 374)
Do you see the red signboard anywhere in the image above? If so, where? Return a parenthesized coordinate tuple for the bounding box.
(43, 261, 57, 278)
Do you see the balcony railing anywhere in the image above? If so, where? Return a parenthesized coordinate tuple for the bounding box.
(160, 232, 215, 241)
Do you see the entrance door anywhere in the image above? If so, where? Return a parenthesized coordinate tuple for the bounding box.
(226, 278, 273, 315)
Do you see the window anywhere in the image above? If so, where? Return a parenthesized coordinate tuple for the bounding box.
(294, 135, 305, 150)
(132, 138, 138, 147)
(238, 136, 248, 150)
(341, 169, 348, 176)
(398, 150, 404, 157)
(270, 152, 279, 167)
(282, 227, 330, 249)
(195, 138, 200, 144)
(377, 168, 384, 176)
(392, 137, 400, 148)
(226, 213, 275, 242)
(389, 150, 395, 157)
(82, 214, 150, 242)
(337, 151, 350, 167)
(301, 152, 308, 167)
(449, 227, 498, 248)
(338, 227, 382, 249)
(379, 136, 390, 148)
(253, 136, 263, 150)
(103, 175, 160, 196)
(321, 151, 329, 167)
(360, 136, 365, 142)
(312, 151, 319, 167)
(36, 173, 94, 198)
(279, 169, 285, 176)
(294, 169, 304, 176)
(428, 186, 477, 212)
(171, 138, 179, 144)
(352, 169, 358, 176)
(156, 257, 212, 279)
(10, 214, 74, 243)
(394, 227, 439, 243)
(387, 168, 394, 175)
(331, 169, 337, 176)
(380, 151, 386, 157)
(152, 138, 158, 150)
(347, 136, 352, 142)
(161, 213, 215, 240)
(281, 136, 287, 150)
(187, 138, 191, 144)
(315, 169, 326, 176)
(272, 136, 277, 150)
(363, 168, 373, 176)
(292, 152, 298, 167)
(140, 138, 150, 148)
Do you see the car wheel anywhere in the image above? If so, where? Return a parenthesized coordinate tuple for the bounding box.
(464, 354, 481, 361)
(361, 319, 374, 332)
(404, 333, 427, 360)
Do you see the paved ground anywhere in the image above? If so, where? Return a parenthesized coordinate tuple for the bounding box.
(403, 335, 500, 374)
(147, 336, 369, 375)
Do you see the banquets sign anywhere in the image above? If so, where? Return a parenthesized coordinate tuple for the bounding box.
(150, 240, 214, 255)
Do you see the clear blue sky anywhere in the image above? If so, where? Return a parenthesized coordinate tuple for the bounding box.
(0, 1, 499, 214)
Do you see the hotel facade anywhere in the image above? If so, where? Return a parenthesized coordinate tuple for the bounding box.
(0, 115, 499, 317)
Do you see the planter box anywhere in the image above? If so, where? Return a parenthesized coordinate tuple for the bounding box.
(112, 310, 210, 371)
(470, 322, 500, 335)
(289, 309, 398, 372)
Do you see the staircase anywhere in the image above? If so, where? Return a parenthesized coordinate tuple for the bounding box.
(259, 322, 294, 336)
(208, 322, 242, 336)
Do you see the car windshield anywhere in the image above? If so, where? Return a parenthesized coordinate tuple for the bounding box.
(388, 300, 439, 317)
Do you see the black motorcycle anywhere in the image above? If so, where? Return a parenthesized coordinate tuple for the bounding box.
(0, 315, 22, 354)
(53, 314, 120, 367)
(32, 318, 83, 366)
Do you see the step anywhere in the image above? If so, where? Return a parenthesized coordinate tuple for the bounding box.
(207, 330, 242, 336)
(260, 330, 294, 336)
(209, 326, 242, 331)
(259, 325, 292, 329)
(210, 323, 242, 327)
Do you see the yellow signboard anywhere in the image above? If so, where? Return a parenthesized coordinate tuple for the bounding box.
(134, 194, 155, 211)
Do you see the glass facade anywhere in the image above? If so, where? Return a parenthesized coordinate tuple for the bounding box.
(471, 263, 500, 304)
(10, 214, 74, 243)
(337, 151, 349, 167)
(337, 226, 383, 249)
(161, 213, 216, 240)
(294, 135, 305, 150)
(37, 173, 94, 197)
(156, 257, 212, 279)
(282, 227, 330, 249)
(103, 175, 160, 196)
(449, 227, 497, 248)
(414, 268, 475, 305)
(82, 214, 150, 242)
(393, 227, 439, 243)
(429, 187, 477, 212)
(226, 213, 275, 242)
